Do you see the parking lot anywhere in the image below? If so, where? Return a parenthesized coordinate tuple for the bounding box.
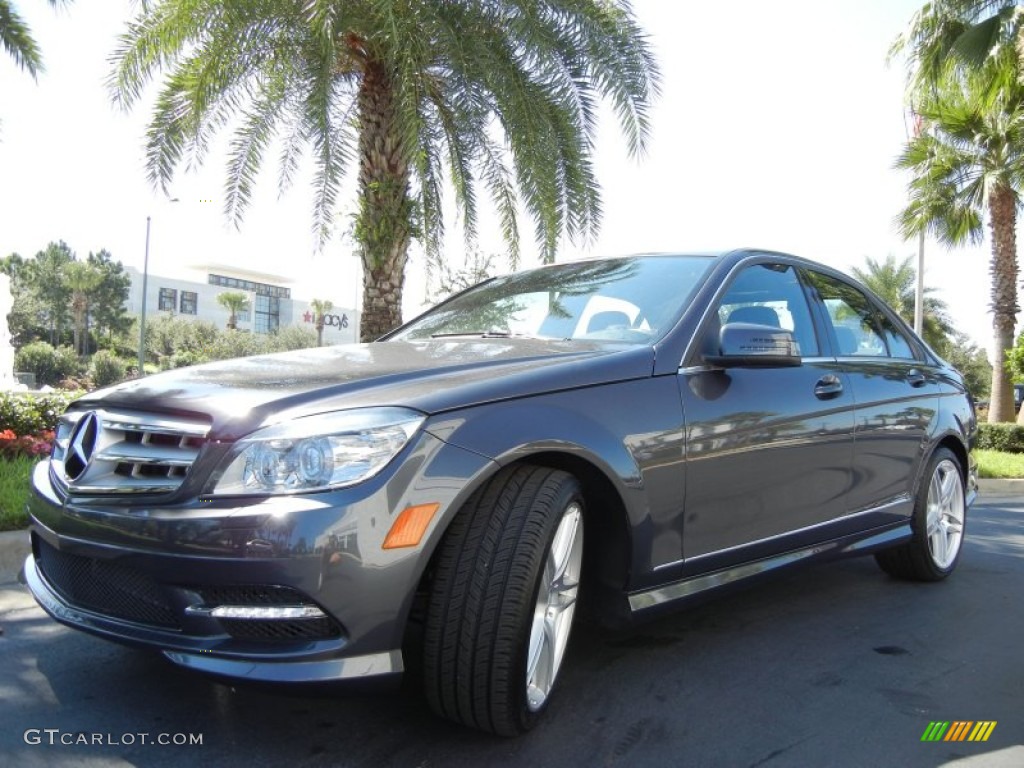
(1, 492, 1021, 768)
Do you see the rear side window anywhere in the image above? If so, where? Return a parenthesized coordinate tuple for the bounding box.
(803, 271, 917, 360)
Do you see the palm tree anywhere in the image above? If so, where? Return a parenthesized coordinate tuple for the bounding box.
(216, 291, 250, 331)
(1, 0, 69, 78)
(893, 1, 1022, 93)
(64, 260, 101, 356)
(895, 65, 1024, 423)
(309, 298, 333, 347)
(850, 254, 953, 351)
(109, 1, 659, 340)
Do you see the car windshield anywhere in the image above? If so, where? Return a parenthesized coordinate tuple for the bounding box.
(390, 255, 714, 344)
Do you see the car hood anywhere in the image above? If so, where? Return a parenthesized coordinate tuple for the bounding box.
(74, 339, 656, 439)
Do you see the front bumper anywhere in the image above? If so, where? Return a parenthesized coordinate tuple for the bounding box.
(23, 550, 402, 684)
(24, 431, 495, 685)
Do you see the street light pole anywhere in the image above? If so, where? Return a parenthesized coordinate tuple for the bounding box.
(914, 229, 924, 336)
(138, 215, 152, 376)
(908, 106, 926, 337)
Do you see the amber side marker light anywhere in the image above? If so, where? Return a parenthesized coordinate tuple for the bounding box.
(382, 503, 440, 549)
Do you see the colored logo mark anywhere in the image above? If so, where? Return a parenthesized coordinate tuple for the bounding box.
(921, 721, 997, 742)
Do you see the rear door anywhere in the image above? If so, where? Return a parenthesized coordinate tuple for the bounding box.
(801, 269, 940, 518)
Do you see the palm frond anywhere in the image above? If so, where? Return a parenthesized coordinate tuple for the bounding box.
(0, 0, 43, 77)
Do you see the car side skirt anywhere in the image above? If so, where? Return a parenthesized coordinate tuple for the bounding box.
(627, 522, 911, 615)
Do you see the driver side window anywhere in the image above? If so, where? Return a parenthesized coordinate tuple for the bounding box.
(706, 263, 820, 357)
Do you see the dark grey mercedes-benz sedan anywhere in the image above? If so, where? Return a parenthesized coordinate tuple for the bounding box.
(24, 249, 976, 735)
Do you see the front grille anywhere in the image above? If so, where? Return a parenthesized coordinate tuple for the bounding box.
(219, 617, 342, 642)
(35, 539, 181, 629)
(51, 408, 210, 495)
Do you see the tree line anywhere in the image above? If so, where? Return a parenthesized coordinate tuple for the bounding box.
(0, 240, 324, 389)
(0, 241, 131, 356)
(893, 1, 1024, 423)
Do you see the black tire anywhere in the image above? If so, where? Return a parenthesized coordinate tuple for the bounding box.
(422, 464, 584, 736)
(875, 447, 966, 581)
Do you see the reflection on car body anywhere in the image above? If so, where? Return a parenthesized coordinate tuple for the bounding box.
(24, 249, 976, 735)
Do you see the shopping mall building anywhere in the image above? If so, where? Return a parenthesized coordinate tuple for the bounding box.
(123, 264, 359, 344)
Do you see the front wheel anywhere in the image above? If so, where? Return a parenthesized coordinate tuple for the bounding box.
(875, 447, 966, 581)
(422, 465, 584, 735)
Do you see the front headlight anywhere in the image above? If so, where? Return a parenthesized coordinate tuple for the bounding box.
(209, 407, 425, 495)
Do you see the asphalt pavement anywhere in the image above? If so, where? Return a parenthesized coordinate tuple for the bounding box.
(1, 489, 1021, 768)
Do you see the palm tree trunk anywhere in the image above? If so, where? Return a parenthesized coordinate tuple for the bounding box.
(356, 59, 411, 342)
(987, 184, 1020, 423)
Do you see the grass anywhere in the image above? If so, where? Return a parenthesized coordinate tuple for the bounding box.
(0, 456, 36, 532)
(974, 449, 1024, 479)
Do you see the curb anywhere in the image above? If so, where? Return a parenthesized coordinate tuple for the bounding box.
(0, 480, 1020, 587)
(977, 478, 1024, 496)
(0, 529, 29, 586)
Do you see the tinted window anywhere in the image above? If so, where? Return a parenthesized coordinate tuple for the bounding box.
(710, 263, 819, 356)
(804, 271, 917, 360)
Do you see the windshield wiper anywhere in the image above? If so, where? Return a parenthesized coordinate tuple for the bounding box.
(429, 331, 558, 340)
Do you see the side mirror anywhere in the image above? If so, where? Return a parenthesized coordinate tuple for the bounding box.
(703, 322, 801, 368)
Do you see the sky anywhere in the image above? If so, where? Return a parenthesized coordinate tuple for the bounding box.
(0, 0, 998, 349)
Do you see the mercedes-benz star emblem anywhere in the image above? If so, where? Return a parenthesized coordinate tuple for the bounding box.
(64, 412, 100, 482)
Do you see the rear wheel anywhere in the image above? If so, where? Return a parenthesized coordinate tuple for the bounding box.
(422, 465, 584, 735)
(875, 447, 966, 581)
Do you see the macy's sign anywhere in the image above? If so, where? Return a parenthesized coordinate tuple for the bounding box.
(302, 310, 349, 329)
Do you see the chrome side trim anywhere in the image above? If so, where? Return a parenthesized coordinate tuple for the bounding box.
(653, 558, 684, 572)
(684, 496, 911, 566)
(630, 544, 833, 611)
(629, 524, 911, 612)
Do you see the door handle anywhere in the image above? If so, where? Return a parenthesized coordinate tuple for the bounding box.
(814, 375, 843, 399)
(906, 369, 927, 388)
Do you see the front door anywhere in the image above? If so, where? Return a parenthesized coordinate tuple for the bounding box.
(679, 262, 856, 565)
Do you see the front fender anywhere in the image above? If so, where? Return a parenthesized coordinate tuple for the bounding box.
(423, 377, 687, 585)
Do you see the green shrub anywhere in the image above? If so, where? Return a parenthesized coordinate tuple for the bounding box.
(0, 390, 80, 435)
(90, 350, 129, 388)
(146, 315, 217, 368)
(15, 342, 84, 387)
(975, 423, 1024, 454)
(160, 350, 205, 370)
(269, 325, 318, 352)
(208, 329, 268, 361)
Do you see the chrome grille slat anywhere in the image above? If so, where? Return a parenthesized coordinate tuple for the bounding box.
(68, 480, 183, 495)
(94, 441, 199, 467)
(104, 418, 209, 438)
(52, 408, 210, 496)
